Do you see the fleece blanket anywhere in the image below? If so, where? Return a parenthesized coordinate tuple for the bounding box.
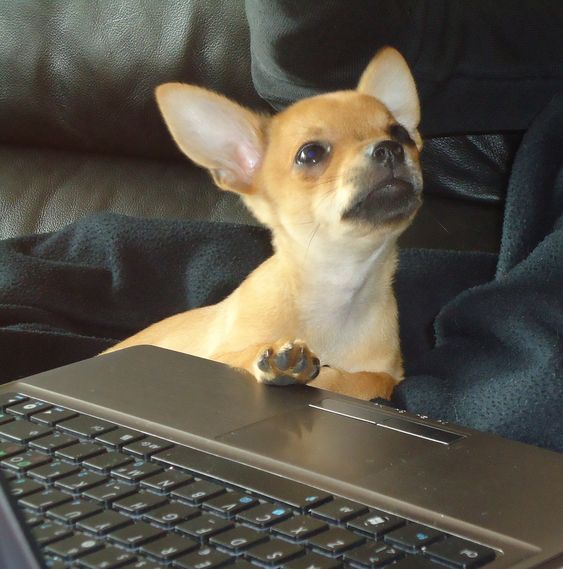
(1, 97, 562, 452)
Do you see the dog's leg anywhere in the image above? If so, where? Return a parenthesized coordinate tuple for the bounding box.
(309, 367, 396, 400)
(212, 339, 321, 386)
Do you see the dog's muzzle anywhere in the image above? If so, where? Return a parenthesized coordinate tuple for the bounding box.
(342, 173, 422, 225)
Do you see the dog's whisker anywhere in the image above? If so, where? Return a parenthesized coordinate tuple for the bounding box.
(309, 172, 363, 189)
(304, 223, 321, 261)
(427, 210, 450, 233)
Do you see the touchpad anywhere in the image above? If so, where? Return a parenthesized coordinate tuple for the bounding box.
(217, 406, 439, 484)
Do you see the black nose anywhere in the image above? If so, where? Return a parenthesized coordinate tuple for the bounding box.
(371, 140, 404, 167)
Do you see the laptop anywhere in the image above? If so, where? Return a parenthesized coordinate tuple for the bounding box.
(0, 345, 561, 569)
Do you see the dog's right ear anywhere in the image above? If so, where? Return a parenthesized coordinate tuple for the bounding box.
(155, 84, 266, 194)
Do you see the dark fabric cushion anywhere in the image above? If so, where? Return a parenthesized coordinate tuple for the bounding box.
(0, 0, 266, 161)
(246, 0, 563, 136)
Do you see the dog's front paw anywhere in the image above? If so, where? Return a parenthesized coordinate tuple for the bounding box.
(254, 340, 321, 386)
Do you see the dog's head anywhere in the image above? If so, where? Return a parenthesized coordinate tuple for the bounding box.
(156, 47, 422, 251)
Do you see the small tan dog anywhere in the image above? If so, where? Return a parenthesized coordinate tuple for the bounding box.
(106, 47, 423, 400)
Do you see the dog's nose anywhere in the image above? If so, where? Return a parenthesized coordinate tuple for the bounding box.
(371, 141, 404, 167)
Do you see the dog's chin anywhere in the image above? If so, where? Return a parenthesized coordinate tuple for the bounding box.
(342, 178, 422, 228)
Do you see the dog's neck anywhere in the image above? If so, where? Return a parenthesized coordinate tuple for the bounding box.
(273, 230, 397, 312)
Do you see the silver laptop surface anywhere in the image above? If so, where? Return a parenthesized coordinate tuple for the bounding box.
(0, 346, 561, 569)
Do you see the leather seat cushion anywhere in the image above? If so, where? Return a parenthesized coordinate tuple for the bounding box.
(0, 0, 267, 161)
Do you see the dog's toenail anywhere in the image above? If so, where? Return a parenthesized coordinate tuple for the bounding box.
(257, 350, 272, 372)
(293, 350, 308, 374)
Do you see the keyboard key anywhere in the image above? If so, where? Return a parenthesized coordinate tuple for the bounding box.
(0, 419, 52, 442)
(246, 538, 305, 565)
(31, 407, 78, 425)
(19, 488, 73, 512)
(348, 510, 405, 538)
(128, 561, 167, 569)
(203, 490, 258, 517)
(9, 477, 44, 498)
(140, 469, 193, 493)
(176, 514, 234, 540)
(78, 545, 136, 569)
(392, 558, 437, 569)
(140, 533, 199, 561)
(24, 511, 45, 527)
(29, 432, 78, 453)
(47, 499, 104, 523)
(209, 526, 268, 552)
(33, 521, 73, 546)
(384, 524, 444, 552)
(236, 503, 291, 528)
(55, 443, 106, 463)
(83, 481, 137, 504)
(343, 541, 402, 567)
(76, 510, 132, 535)
(44, 558, 67, 569)
(174, 546, 231, 569)
(1, 449, 51, 472)
(7, 400, 52, 417)
(271, 515, 328, 541)
(83, 451, 133, 473)
(309, 527, 365, 555)
(95, 427, 145, 448)
(113, 491, 167, 515)
(0, 411, 13, 425)
(143, 501, 199, 527)
(122, 436, 173, 458)
(311, 498, 368, 523)
(0, 440, 25, 459)
(58, 415, 116, 438)
(111, 460, 162, 482)
(172, 480, 226, 505)
(424, 537, 496, 569)
(45, 532, 103, 559)
(29, 460, 80, 483)
(285, 552, 341, 569)
(109, 521, 164, 547)
(55, 470, 108, 493)
(233, 561, 255, 569)
(154, 445, 332, 511)
(0, 392, 28, 409)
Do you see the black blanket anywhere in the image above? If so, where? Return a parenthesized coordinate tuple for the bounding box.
(1, 96, 562, 452)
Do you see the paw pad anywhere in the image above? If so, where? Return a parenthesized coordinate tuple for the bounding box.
(254, 340, 320, 386)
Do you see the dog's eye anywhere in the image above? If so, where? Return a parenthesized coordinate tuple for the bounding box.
(295, 142, 330, 166)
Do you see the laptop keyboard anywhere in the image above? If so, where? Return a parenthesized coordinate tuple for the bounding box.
(0, 393, 497, 569)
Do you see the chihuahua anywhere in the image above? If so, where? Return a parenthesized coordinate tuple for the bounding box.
(105, 47, 423, 400)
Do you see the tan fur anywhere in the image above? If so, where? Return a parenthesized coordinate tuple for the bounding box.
(105, 47, 423, 400)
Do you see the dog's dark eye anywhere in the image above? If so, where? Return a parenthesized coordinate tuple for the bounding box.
(389, 124, 413, 145)
(295, 142, 330, 166)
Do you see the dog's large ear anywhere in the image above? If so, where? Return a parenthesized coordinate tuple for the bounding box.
(357, 47, 420, 135)
(155, 84, 266, 193)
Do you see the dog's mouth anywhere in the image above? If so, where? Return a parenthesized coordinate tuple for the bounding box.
(342, 177, 422, 225)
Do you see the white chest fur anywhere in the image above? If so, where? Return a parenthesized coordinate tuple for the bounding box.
(294, 240, 399, 373)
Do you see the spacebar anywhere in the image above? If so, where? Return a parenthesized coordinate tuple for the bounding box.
(153, 445, 331, 510)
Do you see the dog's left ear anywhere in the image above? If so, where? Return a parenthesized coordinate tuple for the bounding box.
(357, 47, 420, 136)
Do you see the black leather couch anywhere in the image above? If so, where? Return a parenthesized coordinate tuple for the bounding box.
(1, 0, 535, 254)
